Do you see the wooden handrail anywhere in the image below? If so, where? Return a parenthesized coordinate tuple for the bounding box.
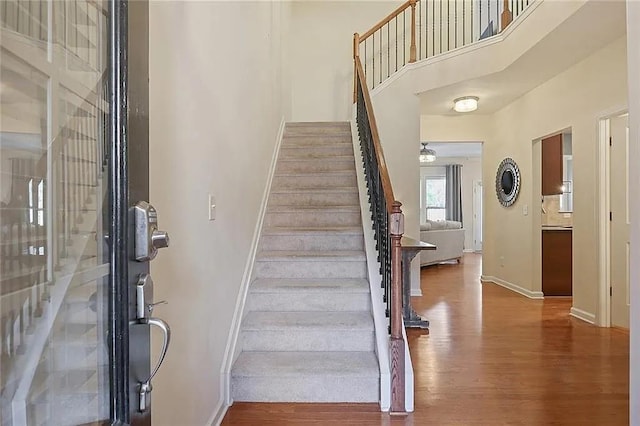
(354, 55, 395, 211)
(360, 0, 416, 42)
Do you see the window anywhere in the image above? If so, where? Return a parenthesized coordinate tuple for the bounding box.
(425, 176, 446, 221)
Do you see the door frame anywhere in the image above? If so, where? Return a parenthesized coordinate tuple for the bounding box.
(597, 108, 629, 328)
(110, 0, 152, 424)
(472, 179, 483, 252)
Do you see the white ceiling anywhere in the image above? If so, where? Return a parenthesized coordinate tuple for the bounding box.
(419, 0, 627, 116)
(423, 142, 482, 158)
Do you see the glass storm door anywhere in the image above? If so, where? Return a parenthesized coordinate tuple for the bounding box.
(0, 1, 159, 424)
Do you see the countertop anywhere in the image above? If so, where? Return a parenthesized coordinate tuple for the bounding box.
(541, 226, 573, 231)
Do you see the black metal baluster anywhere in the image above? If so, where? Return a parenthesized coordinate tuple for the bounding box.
(463, 0, 466, 45)
(455, 0, 458, 48)
(403, 10, 406, 66)
(387, 22, 390, 79)
(418, 0, 421, 60)
(439, 0, 442, 53)
(379, 28, 382, 86)
(364, 39, 367, 84)
(395, 16, 398, 72)
(372, 32, 375, 88)
(447, 0, 450, 51)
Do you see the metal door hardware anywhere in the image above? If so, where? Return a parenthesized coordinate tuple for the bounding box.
(138, 317, 171, 412)
(134, 273, 171, 412)
(136, 274, 168, 320)
(134, 201, 170, 262)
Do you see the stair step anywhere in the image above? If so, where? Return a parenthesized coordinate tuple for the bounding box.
(269, 188, 359, 207)
(232, 351, 379, 402)
(248, 278, 371, 313)
(276, 157, 355, 173)
(255, 251, 366, 279)
(242, 311, 374, 352)
(284, 122, 350, 137)
(279, 144, 354, 158)
(272, 171, 357, 190)
(265, 205, 361, 227)
(261, 226, 364, 251)
(282, 135, 352, 146)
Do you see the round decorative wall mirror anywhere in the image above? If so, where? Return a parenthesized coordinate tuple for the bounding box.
(495, 158, 521, 207)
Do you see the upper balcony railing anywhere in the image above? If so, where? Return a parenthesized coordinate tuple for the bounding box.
(355, 0, 532, 90)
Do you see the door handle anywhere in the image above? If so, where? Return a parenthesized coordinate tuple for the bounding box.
(139, 317, 171, 412)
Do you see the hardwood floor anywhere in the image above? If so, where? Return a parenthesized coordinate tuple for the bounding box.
(222, 254, 629, 425)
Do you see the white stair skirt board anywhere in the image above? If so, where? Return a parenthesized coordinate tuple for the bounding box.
(229, 121, 380, 404)
(480, 275, 545, 299)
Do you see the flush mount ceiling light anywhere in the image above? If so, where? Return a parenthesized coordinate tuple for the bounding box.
(453, 96, 479, 113)
(420, 142, 436, 163)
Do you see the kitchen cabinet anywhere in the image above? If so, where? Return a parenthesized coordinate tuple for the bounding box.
(542, 134, 563, 195)
(542, 228, 572, 296)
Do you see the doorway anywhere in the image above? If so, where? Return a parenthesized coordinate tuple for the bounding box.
(418, 142, 483, 254)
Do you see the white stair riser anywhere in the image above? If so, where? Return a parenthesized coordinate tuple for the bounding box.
(265, 211, 361, 227)
(285, 125, 349, 135)
(232, 376, 379, 403)
(247, 292, 370, 312)
(269, 192, 358, 206)
(242, 330, 374, 352)
(282, 136, 352, 146)
(279, 145, 354, 158)
(276, 160, 354, 173)
(260, 233, 364, 251)
(272, 173, 356, 189)
(255, 260, 367, 279)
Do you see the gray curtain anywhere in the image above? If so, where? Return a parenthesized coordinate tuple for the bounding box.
(445, 164, 463, 222)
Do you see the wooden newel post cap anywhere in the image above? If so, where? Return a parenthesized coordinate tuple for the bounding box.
(390, 201, 404, 236)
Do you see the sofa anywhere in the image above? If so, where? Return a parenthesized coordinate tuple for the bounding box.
(419, 220, 465, 266)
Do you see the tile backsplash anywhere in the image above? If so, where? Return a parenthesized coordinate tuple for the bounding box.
(542, 195, 573, 227)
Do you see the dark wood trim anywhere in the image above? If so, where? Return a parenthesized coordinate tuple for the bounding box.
(389, 201, 405, 413)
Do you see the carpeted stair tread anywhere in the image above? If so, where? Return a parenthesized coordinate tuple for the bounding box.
(257, 250, 365, 261)
(232, 351, 379, 378)
(243, 311, 373, 331)
(250, 278, 369, 293)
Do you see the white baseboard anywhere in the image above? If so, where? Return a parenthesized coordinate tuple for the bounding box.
(208, 398, 229, 426)
(218, 116, 286, 410)
(410, 288, 423, 297)
(570, 307, 596, 324)
(463, 249, 475, 253)
(480, 275, 544, 299)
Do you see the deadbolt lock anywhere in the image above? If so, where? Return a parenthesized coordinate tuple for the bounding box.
(134, 201, 170, 262)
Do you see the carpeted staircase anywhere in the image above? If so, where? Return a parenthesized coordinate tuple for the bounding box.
(231, 122, 379, 403)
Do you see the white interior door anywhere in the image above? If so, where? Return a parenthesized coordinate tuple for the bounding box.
(473, 180, 483, 252)
(610, 114, 630, 328)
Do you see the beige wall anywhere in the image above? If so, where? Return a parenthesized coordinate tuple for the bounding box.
(421, 36, 628, 317)
(290, 1, 402, 122)
(488, 36, 627, 314)
(149, 2, 291, 425)
(626, 0, 639, 422)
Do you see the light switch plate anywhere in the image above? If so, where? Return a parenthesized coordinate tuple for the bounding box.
(523, 204, 528, 216)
